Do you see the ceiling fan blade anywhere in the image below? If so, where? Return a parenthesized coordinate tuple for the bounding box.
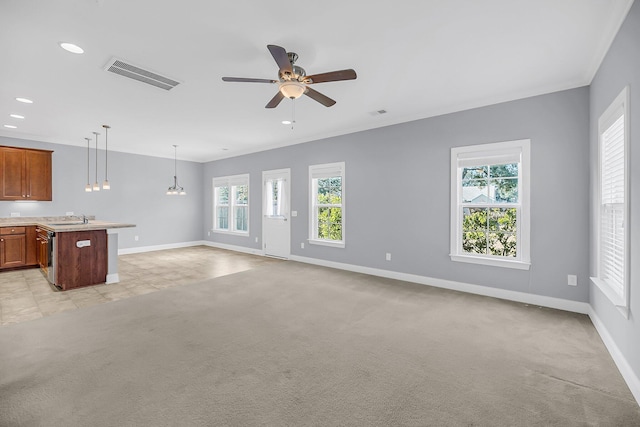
(265, 91, 285, 109)
(304, 87, 336, 107)
(222, 77, 277, 83)
(304, 69, 357, 84)
(267, 44, 292, 74)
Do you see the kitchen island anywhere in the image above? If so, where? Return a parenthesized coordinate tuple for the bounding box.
(0, 216, 135, 290)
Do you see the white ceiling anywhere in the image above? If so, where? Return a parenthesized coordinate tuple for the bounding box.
(0, 0, 633, 162)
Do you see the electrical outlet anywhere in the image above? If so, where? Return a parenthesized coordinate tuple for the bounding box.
(10, 212, 20, 217)
(66, 211, 74, 216)
(386, 253, 391, 261)
(291, 211, 298, 217)
(134, 235, 139, 241)
(568, 274, 577, 286)
(301, 242, 305, 249)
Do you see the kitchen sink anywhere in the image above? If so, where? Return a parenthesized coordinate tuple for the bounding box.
(47, 222, 87, 226)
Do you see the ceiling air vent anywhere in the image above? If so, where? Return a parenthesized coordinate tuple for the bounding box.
(104, 58, 181, 91)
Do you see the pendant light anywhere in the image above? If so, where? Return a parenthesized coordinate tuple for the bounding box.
(84, 137, 92, 192)
(92, 132, 100, 191)
(102, 125, 110, 190)
(167, 145, 186, 195)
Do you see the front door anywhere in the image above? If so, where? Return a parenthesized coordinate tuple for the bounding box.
(262, 169, 290, 258)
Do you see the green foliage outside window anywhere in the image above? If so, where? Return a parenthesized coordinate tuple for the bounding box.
(316, 177, 342, 241)
(461, 163, 518, 257)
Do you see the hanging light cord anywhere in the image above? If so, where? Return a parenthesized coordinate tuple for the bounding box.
(104, 126, 108, 181)
(85, 137, 91, 184)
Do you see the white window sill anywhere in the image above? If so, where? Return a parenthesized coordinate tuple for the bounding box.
(590, 277, 629, 319)
(308, 238, 345, 248)
(450, 254, 530, 270)
(211, 229, 249, 236)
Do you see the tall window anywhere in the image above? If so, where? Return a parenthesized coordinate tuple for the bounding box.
(450, 140, 530, 269)
(309, 162, 345, 248)
(592, 86, 629, 314)
(213, 174, 249, 234)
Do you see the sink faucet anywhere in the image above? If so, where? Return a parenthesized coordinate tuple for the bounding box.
(82, 214, 88, 224)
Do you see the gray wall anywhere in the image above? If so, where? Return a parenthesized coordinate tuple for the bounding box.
(204, 86, 590, 303)
(0, 136, 204, 249)
(589, 1, 640, 383)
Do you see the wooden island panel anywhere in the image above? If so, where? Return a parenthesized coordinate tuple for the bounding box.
(56, 230, 107, 290)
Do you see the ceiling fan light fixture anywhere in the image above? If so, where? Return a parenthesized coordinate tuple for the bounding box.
(279, 81, 306, 99)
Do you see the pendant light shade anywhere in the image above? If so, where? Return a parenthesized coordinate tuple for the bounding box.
(102, 125, 110, 190)
(92, 132, 100, 191)
(167, 145, 186, 195)
(84, 137, 92, 192)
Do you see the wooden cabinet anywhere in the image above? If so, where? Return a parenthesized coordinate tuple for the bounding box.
(0, 227, 27, 268)
(35, 228, 49, 272)
(0, 146, 52, 201)
(0, 226, 39, 270)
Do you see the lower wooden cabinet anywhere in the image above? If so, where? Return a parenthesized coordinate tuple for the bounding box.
(0, 226, 37, 269)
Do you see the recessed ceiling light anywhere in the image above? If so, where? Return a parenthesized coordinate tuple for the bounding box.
(281, 120, 292, 125)
(9, 114, 25, 119)
(16, 97, 33, 104)
(59, 42, 84, 54)
(4, 124, 17, 129)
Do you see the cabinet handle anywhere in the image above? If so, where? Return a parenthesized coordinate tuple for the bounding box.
(27, 195, 31, 198)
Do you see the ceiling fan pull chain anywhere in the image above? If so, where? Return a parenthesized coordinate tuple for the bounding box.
(291, 98, 296, 130)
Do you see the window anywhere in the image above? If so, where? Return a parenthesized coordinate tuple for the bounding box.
(213, 174, 249, 234)
(591, 86, 629, 315)
(450, 140, 530, 269)
(309, 162, 345, 248)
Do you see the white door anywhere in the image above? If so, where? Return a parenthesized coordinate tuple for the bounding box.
(262, 168, 291, 258)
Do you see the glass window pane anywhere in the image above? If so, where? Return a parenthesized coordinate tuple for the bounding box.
(488, 232, 517, 257)
(488, 208, 517, 232)
(216, 186, 229, 204)
(234, 206, 247, 231)
(234, 185, 248, 205)
(463, 207, 487, 232)
(317, 177, 342, 204)
(462, 166, 488, 180)
(490, 163, 518, 178)
(461, 179, 488, 203)
(490, 178, 518, 203)
(463, 232, 487, 254)
(217, 206, 229, 229)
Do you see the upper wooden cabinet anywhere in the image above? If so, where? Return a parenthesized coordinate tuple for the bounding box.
(0, 146, 52, 201)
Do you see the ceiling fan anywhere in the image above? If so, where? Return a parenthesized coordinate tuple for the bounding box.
(222, 44, 357, 109)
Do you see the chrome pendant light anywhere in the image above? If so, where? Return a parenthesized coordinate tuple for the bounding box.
(167, 145, 186, 195)
(92, 132, 100, 191)
(84, 137, 92, 192)
(102, 125, 110, 190)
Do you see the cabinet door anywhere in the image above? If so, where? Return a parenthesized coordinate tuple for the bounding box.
(0, 234, 27, 268)
(0, 147, 26, 200)
(25, 150, 52, 200)
(25, 227, 38, 266)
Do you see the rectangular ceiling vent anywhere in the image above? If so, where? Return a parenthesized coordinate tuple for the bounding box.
(104, 58, 180, 91)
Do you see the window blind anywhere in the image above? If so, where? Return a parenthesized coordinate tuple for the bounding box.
(600, 113, 625, 296)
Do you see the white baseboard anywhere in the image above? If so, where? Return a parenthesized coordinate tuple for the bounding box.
(105, 273, 119, 284)
(202, 240, 264, 256)
(289, 255, 591, 315)
(588, 309, 640, 406)
(118, 240, 207, 255)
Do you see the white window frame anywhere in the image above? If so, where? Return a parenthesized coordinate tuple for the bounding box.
(212, 174, 250, 235)
(591, 86, 630, 318)
(450, 139, 531, 270)
(309, 162, 345, 248)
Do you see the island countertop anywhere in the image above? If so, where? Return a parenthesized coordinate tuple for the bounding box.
(0, 216, 135, 232)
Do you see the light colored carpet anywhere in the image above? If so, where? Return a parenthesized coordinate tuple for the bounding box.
(1, 261, 638, 426)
